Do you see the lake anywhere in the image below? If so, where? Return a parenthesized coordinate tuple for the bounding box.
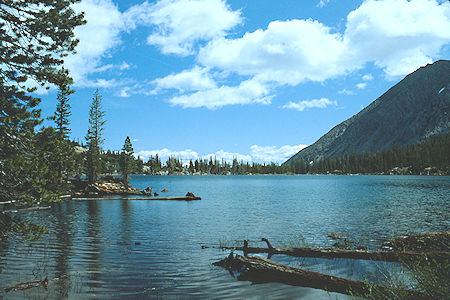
(0, 175, 449, 299)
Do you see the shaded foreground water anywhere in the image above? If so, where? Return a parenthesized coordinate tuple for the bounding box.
(0, 175, 449, 299)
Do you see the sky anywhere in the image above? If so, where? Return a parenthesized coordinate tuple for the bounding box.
(37, 0, 450, 164)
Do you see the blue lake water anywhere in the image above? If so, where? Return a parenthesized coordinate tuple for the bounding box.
(0, 175, 449, 299)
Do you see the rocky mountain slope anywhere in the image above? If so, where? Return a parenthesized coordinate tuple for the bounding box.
(284, 60, 450, 166)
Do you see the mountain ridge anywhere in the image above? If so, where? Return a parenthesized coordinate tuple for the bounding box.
(284, 60, 450, 166)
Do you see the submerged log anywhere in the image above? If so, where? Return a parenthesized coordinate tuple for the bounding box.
(214, 253, 427, 299)
(4, 277, 48, 293)
(220, 238, 449, 263)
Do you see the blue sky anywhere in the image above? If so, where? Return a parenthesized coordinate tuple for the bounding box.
(37, 0, 450, 164)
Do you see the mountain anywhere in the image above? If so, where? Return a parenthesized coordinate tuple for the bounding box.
(284, 60, 450, 166)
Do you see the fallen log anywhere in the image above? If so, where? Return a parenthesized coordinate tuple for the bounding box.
(4, 277, 48, 293)
(0, 200, 16, 205)
(3, 206, 52, 213)
(214, 253, 428, 299)
(217, 239, 449, 263)
(72, 196, 201, 201)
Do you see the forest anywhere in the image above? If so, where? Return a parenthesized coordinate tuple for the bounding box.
(290, 133, 450, 175)
(93, 131, 450, 177)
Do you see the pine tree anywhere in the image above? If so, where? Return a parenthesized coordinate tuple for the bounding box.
(120, 136, 134, 184)
(86, 89, 105, 184)
(0, 0, 84, 202)
(53, 68, 74, 138)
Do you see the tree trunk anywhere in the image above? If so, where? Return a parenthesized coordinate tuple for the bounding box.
(214, 253, 428, 299)
(218, 239, 448, 263)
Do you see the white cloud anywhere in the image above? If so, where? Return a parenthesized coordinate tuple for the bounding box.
(345, 0, 450, 78)
(196, 0, 450, 93)
(153, 66, 216, 92)
(362, 74, 373, 81)
(65, 0, 124, 86)
(77, 78, 121, 88)
(282, 98, 337, 112)
(137, 144, 308, 165)
(356, 82, 367, 89)
(119, 87, 131, 97)
(65, 0, 450, 109)
(138, 148, 199, 162)
(203, 150, 252, 163)
(199, 19, 352, 85)
(124, 0, 242, 56)
(168, 77, 273, 109)
(317, 0, 331, 8)
(338, 89, 355, 95)
(250, 144, 307, 164)
(119, 62, 132, 70)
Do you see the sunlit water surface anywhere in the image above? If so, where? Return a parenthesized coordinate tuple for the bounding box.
(0, 175, 449, 299)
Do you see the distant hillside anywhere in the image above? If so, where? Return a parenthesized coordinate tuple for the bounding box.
(284, 60, 450, 166)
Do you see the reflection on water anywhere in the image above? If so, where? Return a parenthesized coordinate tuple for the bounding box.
(0, 175, 448, 299)
(54, 202, 73, 297)
(86, 200, 102, 290)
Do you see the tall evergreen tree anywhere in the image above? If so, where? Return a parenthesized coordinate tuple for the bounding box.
(53, 68, 74, 138)
(120, 136, 134, 184)
(86, 89, 105, 184)
(0, 0, 84, 202)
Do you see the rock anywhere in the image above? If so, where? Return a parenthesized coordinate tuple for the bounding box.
(161, 189, 168, 192)
(142, 186, 152, 195)
(154, 192, 159, 196)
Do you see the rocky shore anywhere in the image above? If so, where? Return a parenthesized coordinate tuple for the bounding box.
(70, 175, 150, 198)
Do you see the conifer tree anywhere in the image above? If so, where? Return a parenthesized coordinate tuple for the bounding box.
(0, 0, 84, 202)
(53, 68, 74, 138)
(120, 136, 134, 184)
(86, 89, 105, 184)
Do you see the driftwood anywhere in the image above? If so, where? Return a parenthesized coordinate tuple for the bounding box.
(4, 277, 48, 293)
(3, 206, 52, 213)
(216, 238, 449, 263)
(0, 200, 16, 205)
(214, 253, 428, 299)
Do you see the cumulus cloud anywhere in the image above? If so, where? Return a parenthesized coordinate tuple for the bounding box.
(153, 66, 217, 92)
(198, 19, 351, 85)
(137, 148, 199, 162)
(338, 89, 355, 95)
(344, 0, 450, 78)
(362, 74, 374, 81)
(124, 0, 242, 56)
(250, 144, 307, 164)
(137, 144, 308, 164)
(356, 82, 367, 89)
(317, 0, 331, 8)
(196, 0, 450, 90)
(65, 0, 124, 86)
(203, 150, 252, 163)
(66, 0, 450, 109)
(168, 77, 273, 109)
(77, 78, 122, 88)
(282, 98, 337, 112)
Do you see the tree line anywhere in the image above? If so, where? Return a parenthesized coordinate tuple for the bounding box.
(289, 133, 450, 175)
(96, 132, 450, 176)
